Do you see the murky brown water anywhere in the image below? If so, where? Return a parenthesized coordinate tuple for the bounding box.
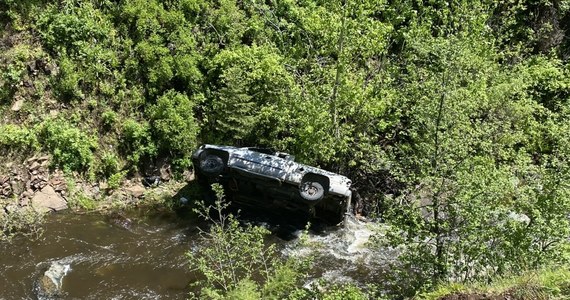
(0, 210, 201, 299)
(0, 208, 389, 299)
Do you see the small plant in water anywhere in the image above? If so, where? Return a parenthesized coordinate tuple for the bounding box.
(0, 205, 45, 241)
(186, 183, 310, 299)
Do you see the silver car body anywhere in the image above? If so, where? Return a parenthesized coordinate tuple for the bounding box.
(192, 144, 352, 222)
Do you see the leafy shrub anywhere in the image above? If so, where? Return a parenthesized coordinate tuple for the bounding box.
(147, 90, 198, 157)
(101, 110, 118, 128)
(52, 55, 84, 101)
(187, 184, 310, 299)
(35, 2, 114, 55)
(71, 192, 96, 210)
(0, 206, 45, 241)
(40, 119, 97, 172)
(0, 124, 39, 151)
(99, 151, 120, 178)
(121, 118, 156, 167)
(0, 43, 43, 102)
(107, 170, 127, 190)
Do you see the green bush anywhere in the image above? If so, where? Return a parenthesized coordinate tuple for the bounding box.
(99, 151, 120, 178)
(187, 184, 310, 299)
(52, 55, 84, 101)
(147, 90, 198, 157)
(35, 2, 114, 55)
(101, 110, 118, 128)
(0, 206, 45, 241)
(121, 118, 156, 167)
(40, 119, 97, 172)
(0, 124, 39, 151)
(0, 43, 43, 102)
(107, 170, 127, 190)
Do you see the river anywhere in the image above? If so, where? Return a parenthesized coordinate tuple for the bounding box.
(0, 208, 391, 299)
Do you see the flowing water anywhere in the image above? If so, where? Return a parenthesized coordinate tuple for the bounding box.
(0, 209, 391, 299)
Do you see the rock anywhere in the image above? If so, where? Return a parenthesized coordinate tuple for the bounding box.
(52, 184, 64, 192)
(38, 155, 50, 162)
(4, 204, 17, 214)
(183, 170, 195, 182)
(29, 161, 41, 171)
(18, 197, 29, 207)
(44, 62, 58, 75)
(49, 177, 62, 185)
(160, 164, 171, 181)
(11, 98, 24, 111)
(36, 261, 71, 299)
(35, 58, 46, 71)
(31, 185, 68, 213)
(126, 184, 146, 198)
(1, 185, 11, 196)
(107, 212, 133, 230)
(99, 181, 108, 190)
(11, 180, 24, 195)
(0, 175, 8, 185)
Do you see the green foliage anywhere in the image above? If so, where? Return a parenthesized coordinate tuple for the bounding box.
(1, 0, 570, 297)
(202, 45, 294, 145)
(147, 90, 198, 158)
(99, 151, 120, 178)
(71, 192, 97, 210)
(40, 119, 97, 172)
(419, 267, 570, 300)
(101, 110, 118, 128)
(35, 1, 115, 55)
(0, 206, 45, 241)
(187, 183, 310, 299)
(0, 124, 39, 151)
(107, 170, 127, 190)
(319, 284, 371, 300)
(374, 2, 570, 295)
(52, 55, 84, 101)
(0, 42, 43, 102)
(120, 119, 156, 167)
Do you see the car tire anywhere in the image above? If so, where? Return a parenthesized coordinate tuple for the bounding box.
(300, 181, 325, 201)
(199, 154, 224, 177)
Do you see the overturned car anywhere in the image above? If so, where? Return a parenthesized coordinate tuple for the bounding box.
(192, 144, 352, 224)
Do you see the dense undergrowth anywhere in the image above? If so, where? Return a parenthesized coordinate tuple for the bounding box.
(1, 0, 570, 298)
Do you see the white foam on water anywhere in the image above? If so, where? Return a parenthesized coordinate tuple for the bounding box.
(44, 262, 71, 290)
(285, 217, 377, 262)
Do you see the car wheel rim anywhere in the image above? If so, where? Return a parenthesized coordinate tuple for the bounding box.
(306, 184, 318, 196)
(200, 155, 223, 175)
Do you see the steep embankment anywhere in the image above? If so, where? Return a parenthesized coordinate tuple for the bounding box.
(1, 1, 570, 298)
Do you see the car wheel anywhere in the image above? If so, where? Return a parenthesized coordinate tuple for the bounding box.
(199, 154, 224, 177)
(300, 181, 325, 201)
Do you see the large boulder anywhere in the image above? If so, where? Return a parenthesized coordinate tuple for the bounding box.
(35, 261, 71, 299)
(126, 184, 146, 198)
(31, 185, 68, 213)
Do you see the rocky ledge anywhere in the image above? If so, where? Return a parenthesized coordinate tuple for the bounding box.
(1, 156, 68, 214)
(0, 155, 191, 218)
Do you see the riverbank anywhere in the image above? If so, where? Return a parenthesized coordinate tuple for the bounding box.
(419, 268, 570, 300)
(0, 154, 195, 241)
